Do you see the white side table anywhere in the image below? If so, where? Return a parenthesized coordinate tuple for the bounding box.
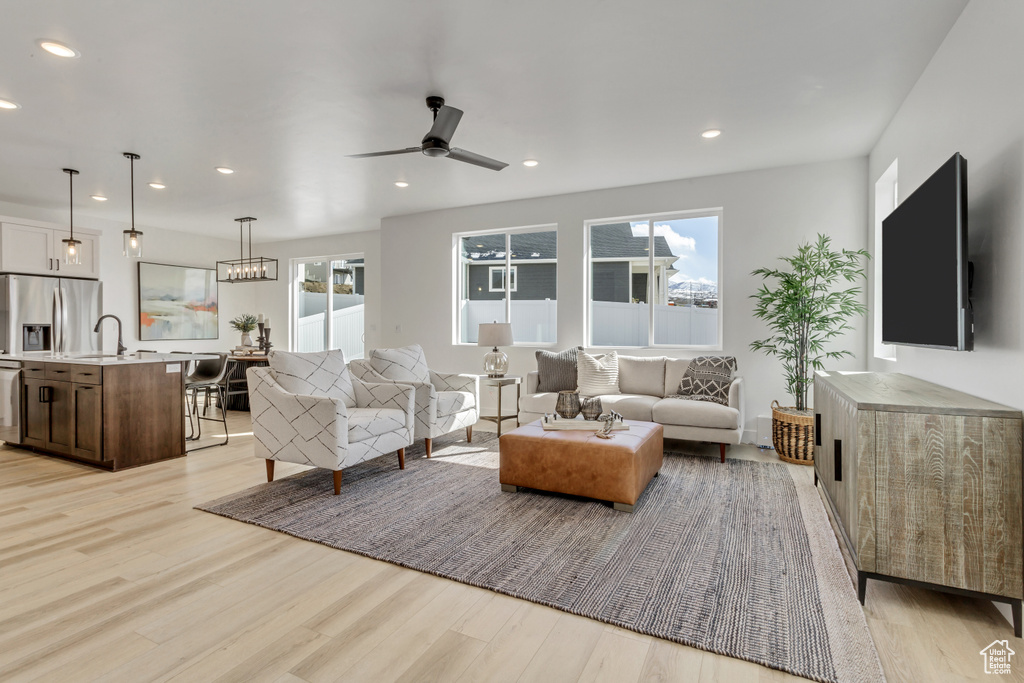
(478, 375, 522, 436)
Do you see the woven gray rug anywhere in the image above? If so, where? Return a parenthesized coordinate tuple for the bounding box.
(198, 433, 884, 683)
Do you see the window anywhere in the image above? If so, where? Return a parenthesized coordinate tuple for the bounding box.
(873, 159, 898, 361)
(488, 266, 517, 292)
(456, 226, 557, 344)
(292, 255, 365, 359)
(587, 211, 721, 348)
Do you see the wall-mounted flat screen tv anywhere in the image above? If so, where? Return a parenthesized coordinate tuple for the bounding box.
(882, 152, 972, 350)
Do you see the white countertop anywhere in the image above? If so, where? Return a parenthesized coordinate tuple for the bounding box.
(2, 351, 220, 366)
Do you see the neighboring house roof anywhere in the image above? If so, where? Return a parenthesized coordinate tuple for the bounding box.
(462, 223, 674, 261)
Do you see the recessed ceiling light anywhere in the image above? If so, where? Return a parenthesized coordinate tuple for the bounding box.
(701, 129, 722, 139)
(91, 195, 108, 201)
(215, 167, 234, 174)
(148, 182, 166, 189)
(522, 159, 539, 167)
(394, 181, 409, 188)
(0, 99, 21, 110)
(38, 40, 80, 58)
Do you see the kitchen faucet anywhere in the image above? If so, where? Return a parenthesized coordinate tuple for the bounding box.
(93, 315, 127, 356)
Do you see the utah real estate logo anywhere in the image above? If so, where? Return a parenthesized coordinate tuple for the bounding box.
(980, 640, 1015, 675)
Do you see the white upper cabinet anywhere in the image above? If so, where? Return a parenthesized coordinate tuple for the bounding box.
(52, 230, 100, 279)
(0, 222, 100, 279)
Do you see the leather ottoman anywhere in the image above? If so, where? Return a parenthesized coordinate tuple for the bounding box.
(499, 419, 664, 512)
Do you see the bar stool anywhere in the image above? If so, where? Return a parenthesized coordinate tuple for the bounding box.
(184, 353, 230, 451)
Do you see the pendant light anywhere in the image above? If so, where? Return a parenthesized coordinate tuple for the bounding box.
(216, 216, 278, 282)
(62, 168, 82, 265)
(122, 152, 143, 257)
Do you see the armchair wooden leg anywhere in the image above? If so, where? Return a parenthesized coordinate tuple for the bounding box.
(333, 470, 343, 495)
(720, 443, 727, 463)
(266, 459, 275, 482)
(467, 426, 472, 443)
(398, 448, 406, 470)
(425, 438, 432, 458)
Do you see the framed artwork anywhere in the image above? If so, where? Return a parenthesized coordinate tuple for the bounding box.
(138, 262, 219, 340)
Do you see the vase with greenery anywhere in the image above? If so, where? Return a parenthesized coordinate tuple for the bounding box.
(749, 234, 869, 463)
(230, 313, 259, 346)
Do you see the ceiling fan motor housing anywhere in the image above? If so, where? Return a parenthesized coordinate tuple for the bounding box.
(421, 138, 450, 157)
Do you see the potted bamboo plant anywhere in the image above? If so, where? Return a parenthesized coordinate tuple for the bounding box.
(749, 233, 869, 464)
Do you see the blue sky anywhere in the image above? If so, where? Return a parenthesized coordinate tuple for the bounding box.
(631, 216, 719, 285)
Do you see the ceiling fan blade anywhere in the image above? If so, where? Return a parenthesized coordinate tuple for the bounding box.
(424, 106, 464, 144)
(448, 148, 509, 171)
(346, 147, 421, 159)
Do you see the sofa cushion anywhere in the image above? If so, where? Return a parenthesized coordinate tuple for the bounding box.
(436, 390, 475, 416)
(652, 397, 740, 430)
(577, 350, 620, 397)
(535, 346, 580, 392)
(595, 394, 659, 421)
(617, 356, 666, 396)
(664, 359, 691, 397)
(347, 407, 409, 443)
(677, 356, 738, 406)
(519, 391, 558, 415)
(270, 349, 356, 408)
(369, 344, 430, 383)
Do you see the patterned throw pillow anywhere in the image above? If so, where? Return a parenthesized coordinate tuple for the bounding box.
(677, 356, 737, 406)
(577, 350, 621, 398)
(536, 346, 582, 392)
(369, 344, 430, 384)
(269, 349, 356, 408)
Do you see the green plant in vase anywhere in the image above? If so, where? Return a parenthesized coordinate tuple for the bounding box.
(749, 233, 869, 463)
(230, 313, 259, 347)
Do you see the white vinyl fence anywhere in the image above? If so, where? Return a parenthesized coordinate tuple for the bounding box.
(296, 304, 365, 359)
(460, 299, 717, 346)
(460, 299, 558, 344)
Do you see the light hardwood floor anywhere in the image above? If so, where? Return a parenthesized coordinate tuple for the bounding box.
(0, 410, 1020, 682)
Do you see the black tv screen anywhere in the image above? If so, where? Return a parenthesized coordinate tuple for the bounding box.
(882, 153, 972, 350)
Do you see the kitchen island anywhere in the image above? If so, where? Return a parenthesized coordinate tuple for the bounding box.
(3, 352, 215, 470)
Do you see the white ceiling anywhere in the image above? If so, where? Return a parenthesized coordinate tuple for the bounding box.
(0, 0, 966, 241)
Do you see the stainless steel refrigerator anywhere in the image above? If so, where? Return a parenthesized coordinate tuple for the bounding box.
(0, 274, 103, 355)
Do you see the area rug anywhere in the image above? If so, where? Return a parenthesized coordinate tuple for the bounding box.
(197, 434, 884, 683)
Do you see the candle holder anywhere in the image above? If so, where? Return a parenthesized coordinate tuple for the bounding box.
(256, 322, 266, 352)
(262, 326, 273, 353)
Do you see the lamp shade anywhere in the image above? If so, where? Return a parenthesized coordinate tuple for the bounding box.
(478, 322, 513, 347)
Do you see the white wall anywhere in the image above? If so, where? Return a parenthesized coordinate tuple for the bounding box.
(0, 200, 253, 354)
(379, 158, 869, 439)
(867, 0, 1024, 412)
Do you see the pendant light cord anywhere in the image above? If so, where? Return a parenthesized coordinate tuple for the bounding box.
(69, 171, 73, 240)
(130, 155, 135, 231)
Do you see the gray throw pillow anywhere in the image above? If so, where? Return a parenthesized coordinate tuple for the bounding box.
(535, 346, 582, 393)
(677, 355, 737, 406)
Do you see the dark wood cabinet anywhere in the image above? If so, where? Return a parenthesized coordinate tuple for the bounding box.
(22, 376, 74, 455)
(72, 383, 103, 461)
(22, 378, 50, 449)
(19, 361, 186, 470)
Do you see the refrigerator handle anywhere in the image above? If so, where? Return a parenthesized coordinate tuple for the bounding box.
(52, 286, 62, 354)
(60, 286, 69, 354)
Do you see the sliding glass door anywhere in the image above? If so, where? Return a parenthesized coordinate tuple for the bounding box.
(292, 256, 365, 359)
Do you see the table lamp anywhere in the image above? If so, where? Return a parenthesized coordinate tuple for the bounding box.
(478, 322, 513, 377)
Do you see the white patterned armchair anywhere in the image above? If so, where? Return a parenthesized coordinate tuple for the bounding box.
(349, 344, 479, 457)
(247, 350, 415, 495)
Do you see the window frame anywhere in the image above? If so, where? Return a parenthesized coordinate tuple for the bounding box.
(584, 208, 724, 350)
(289, 252, 365, 353)
(488, 265, 518, 292)
(453, 224, 558, 346)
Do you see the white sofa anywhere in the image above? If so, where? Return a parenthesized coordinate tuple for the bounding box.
(519, 356, 743, 462)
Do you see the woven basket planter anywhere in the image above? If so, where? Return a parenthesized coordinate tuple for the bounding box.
(771, 400, 815, 465)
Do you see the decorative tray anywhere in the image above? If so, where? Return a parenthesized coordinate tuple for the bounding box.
(540, 416, 629, 432)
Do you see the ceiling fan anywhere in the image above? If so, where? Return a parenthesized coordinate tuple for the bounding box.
(347, 96, 508, 171)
